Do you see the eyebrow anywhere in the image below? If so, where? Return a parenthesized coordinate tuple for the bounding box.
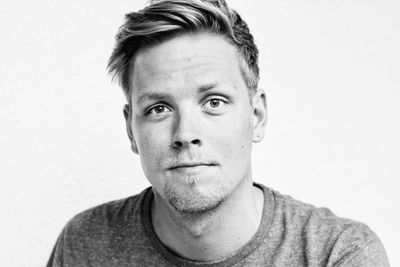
(136, 92, 168, 105)
(198, 82, 218, 93)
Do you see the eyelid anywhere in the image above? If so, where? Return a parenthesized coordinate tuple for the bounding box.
(201, 95, 230, 115)
(144, 102, 172, 115)
(203, 94, 229, 103)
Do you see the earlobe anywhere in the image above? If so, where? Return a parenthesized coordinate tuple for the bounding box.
(252, 89, 268, 143)
(123, 104, 139, 154)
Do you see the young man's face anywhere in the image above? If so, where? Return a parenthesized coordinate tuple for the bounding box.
(126, 33, 266, 213)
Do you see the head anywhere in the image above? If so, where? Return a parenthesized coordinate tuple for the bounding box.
(108, 0, 267, 214)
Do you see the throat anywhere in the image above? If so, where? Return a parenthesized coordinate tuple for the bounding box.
(151, 184, 264, 262)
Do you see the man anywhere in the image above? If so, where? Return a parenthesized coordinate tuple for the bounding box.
(48, 0, 389, 266)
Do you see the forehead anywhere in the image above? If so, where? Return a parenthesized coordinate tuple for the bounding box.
(130, 33, 243, 93)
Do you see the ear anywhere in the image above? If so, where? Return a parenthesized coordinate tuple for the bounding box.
(123, 104, 138, 154)
(251, 89, 267, 143)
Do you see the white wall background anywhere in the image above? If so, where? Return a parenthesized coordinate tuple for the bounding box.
(1, 0, 399, 266)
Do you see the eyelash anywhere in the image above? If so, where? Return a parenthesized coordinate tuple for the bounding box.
(203, 97, 227, 108)
(145, 104, 171, 116)
(144, 96, 229, 116)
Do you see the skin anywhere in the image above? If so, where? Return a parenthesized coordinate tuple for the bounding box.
(124, 32, 268, 261)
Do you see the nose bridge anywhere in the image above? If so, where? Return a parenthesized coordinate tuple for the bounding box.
(172, 103, 201, 148)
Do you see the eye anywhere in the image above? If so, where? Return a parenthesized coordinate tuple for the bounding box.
(145, 104, 172, 116)
(202, 97, 228, 113)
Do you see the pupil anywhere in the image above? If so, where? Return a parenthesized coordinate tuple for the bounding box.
(156, 106, 164, 113)
(211, 100, 219, 107)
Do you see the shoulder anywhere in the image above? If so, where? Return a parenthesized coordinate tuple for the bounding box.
(47, 188, 158, 266)
(271, 189, 370, 237)
(265, 188, 389, 266)
(63, 187, 150, 238)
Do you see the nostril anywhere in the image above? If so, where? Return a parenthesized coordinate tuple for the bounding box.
(191, 139, 201, 145)
(173, 141, 183, 148)
(172, 138, 201, 149)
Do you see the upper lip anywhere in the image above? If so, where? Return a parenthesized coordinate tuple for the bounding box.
(168, 162, 217, 170)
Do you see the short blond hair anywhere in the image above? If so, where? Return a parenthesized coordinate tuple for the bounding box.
(108, 0, 259, 99)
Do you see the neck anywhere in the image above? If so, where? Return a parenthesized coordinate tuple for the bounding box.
(151, 179, 264, 262)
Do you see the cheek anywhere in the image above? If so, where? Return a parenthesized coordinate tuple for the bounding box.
(133, 120, 166, 153)
(212, 112, 253, 161)
(133, 125, 166, 171)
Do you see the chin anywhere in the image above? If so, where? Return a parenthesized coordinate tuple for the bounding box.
(163, 181, 228, 215)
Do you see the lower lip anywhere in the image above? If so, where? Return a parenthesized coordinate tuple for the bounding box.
(169, 165, 216, 174)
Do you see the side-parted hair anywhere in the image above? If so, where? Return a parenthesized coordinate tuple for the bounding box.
(107, 0, 259, 100)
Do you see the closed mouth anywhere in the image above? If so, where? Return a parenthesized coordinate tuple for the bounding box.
(169, 163, 217, 170)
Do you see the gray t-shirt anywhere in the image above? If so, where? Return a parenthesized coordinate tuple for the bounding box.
(47, 184, 390, 266)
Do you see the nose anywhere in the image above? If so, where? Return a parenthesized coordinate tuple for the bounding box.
(171, 109, 202, 149)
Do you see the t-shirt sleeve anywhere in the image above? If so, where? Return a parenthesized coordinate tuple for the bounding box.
(46, 229, 65, 267)
(320, 221, 391, 267)
(330, 224, 390, 267)
(335, 238, 390, 267)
